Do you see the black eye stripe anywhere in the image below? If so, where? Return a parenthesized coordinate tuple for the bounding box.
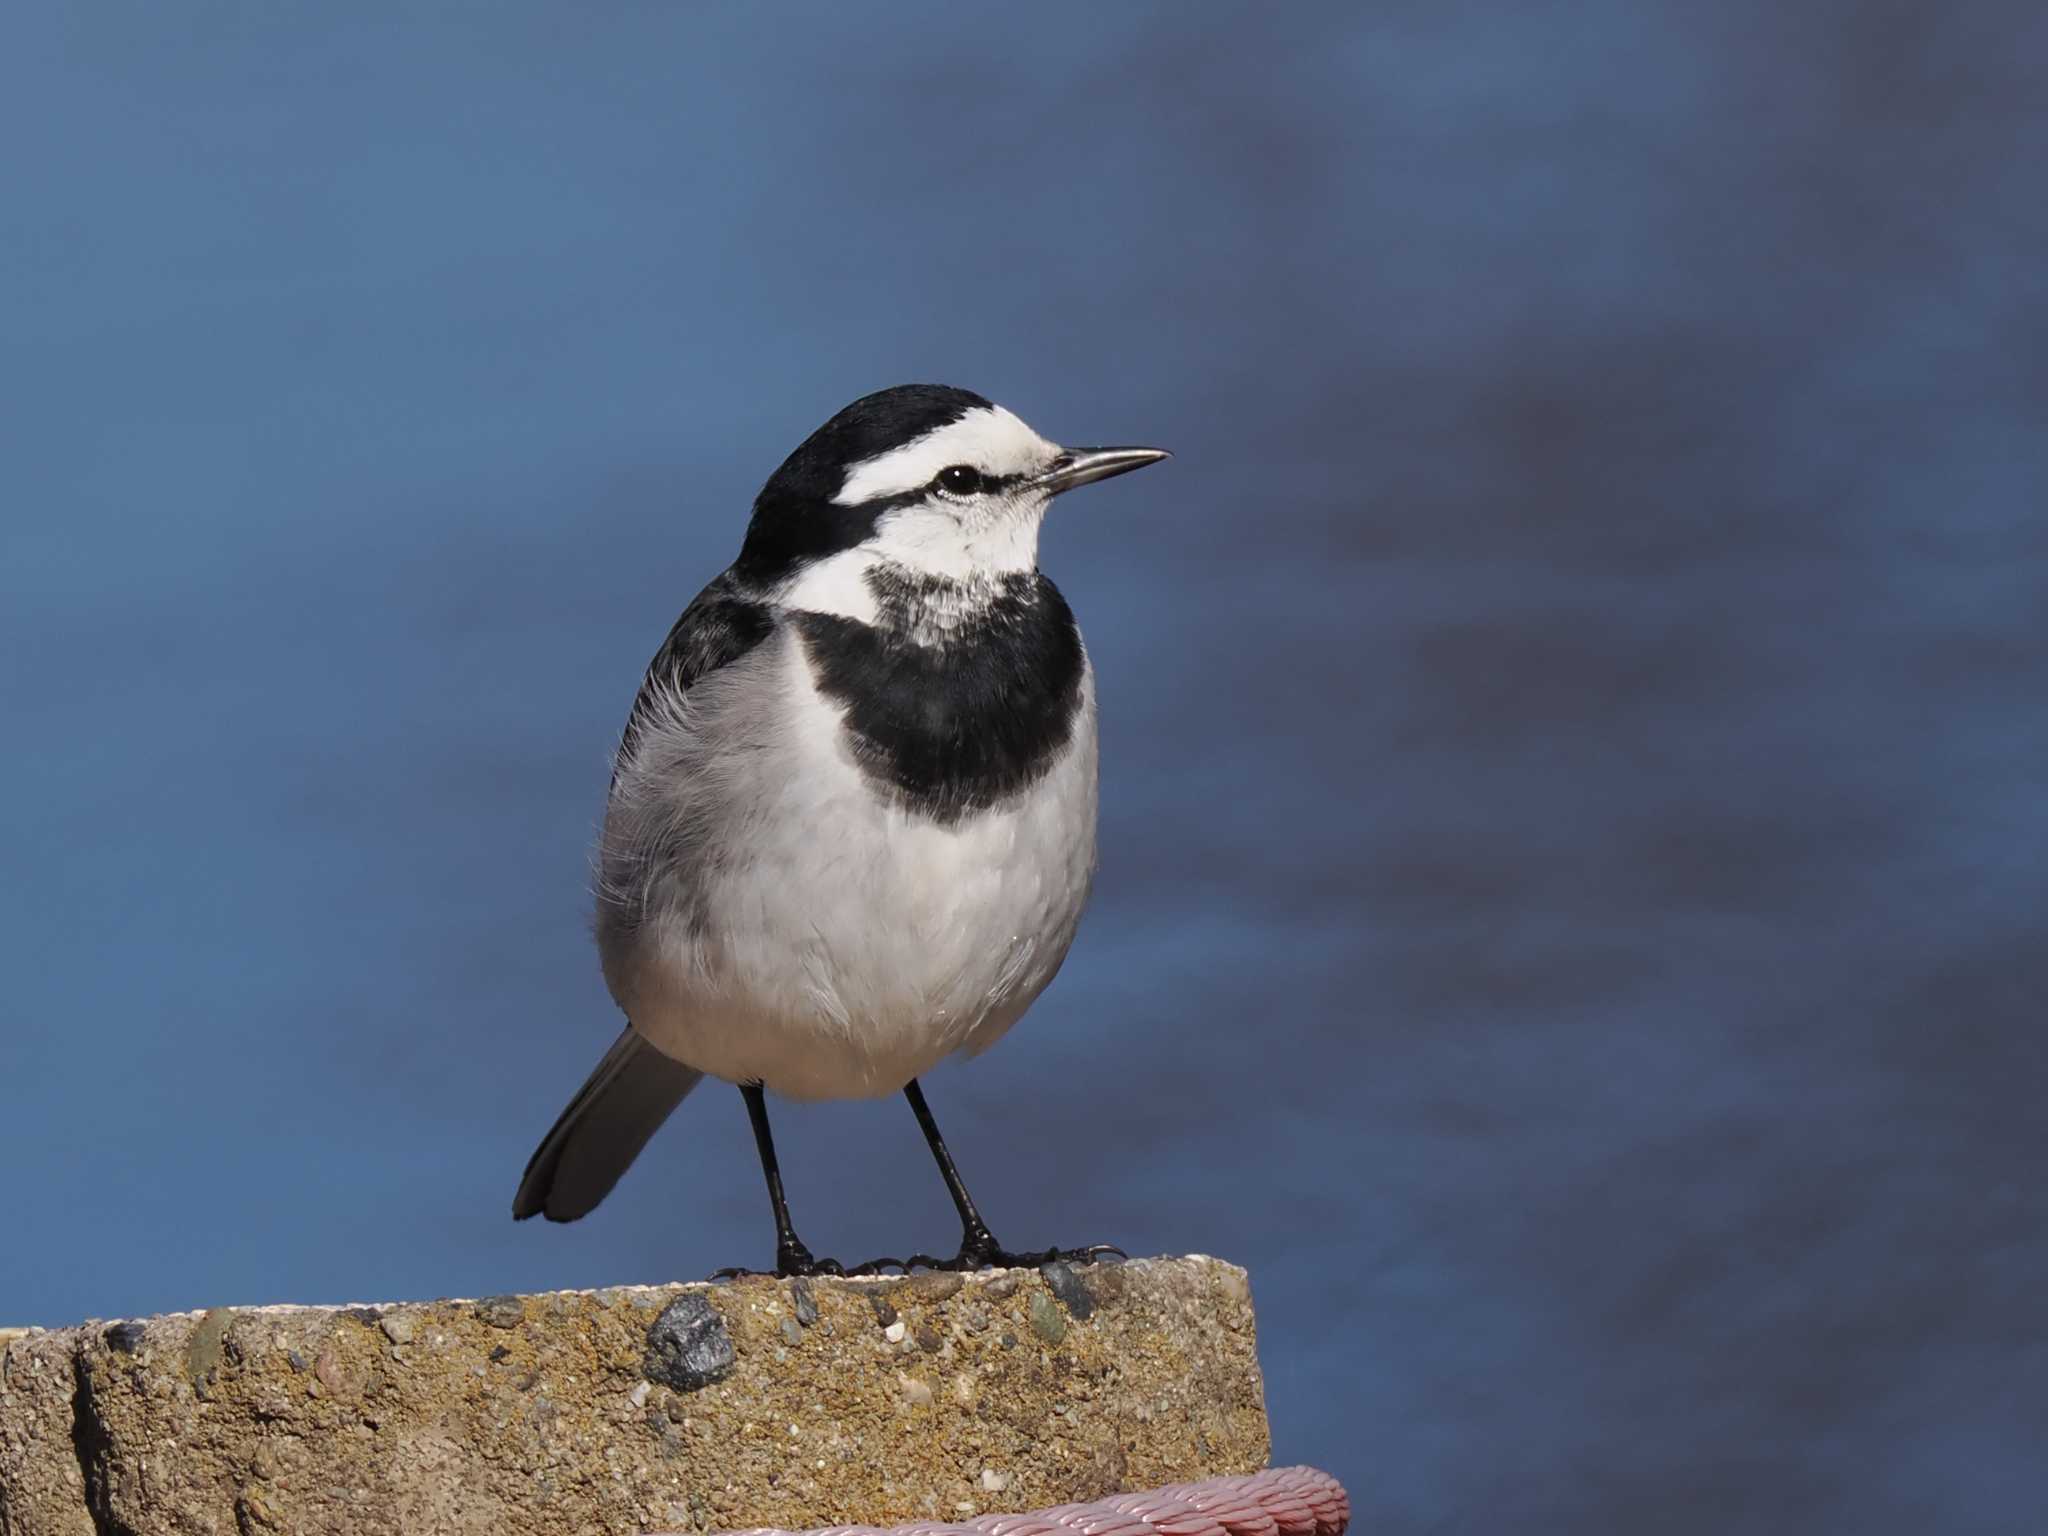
(931, 465, 1025, 497)
(826, 468, 1032, 519)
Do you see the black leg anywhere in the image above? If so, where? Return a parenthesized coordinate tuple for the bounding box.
(902, 1079, 1124, 1271)
(723, 1084, 841, 1279)
(904, 1078, 1001, 1256)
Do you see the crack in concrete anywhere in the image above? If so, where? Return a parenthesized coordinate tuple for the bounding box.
(69, 1343, 137, 1536)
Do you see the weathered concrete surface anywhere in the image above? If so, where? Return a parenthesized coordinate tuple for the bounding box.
(0, 1329, 91, 1536)
(0, 1256, 1267, 1536)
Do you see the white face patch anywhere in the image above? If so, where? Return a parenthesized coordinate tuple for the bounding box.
(868, 503, 1046, 581)
(832, 405, 1059, 507)
(780, 546, 881, 622)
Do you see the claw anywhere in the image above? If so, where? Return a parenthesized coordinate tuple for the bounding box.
(843, 1256, 911, 1277)
(950, 1235, 1128, 1271)
(771, 1237, 845, 1279)
(709, 1253, 845, 1281)
(1054, 1243, 1128, 1264)
(718, 1242, 1123, 1282)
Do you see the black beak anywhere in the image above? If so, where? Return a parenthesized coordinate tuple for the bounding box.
(1035, 446, 1171, 496)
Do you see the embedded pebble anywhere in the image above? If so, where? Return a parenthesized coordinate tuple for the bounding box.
(1039, 1262, 1096, 1320)
(476, 1296, 524, 1329)
(901, 1273, 963, 1303)
(780, 1317, 802, 1347)
(1028, 1292, 1066, 1346)
(379, 1314, 416, 1346)
(882, 1320, 907, 1344)
(313, 1350, 348, 1396)
(981, 1468, 1010, 1493)
(791, 1278, 819, 1327)
(643, 1295, 736, 1392)
(240, 1485, 283, 1528)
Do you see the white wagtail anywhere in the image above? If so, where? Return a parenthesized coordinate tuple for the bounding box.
(512, 385, 1167, 1275)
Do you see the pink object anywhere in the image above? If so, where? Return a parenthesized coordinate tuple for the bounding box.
(706, 1465, 1349, 1536)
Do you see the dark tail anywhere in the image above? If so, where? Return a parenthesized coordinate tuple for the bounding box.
(512, 1026, 703, 1222)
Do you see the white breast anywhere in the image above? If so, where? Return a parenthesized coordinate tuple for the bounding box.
(597, 630, 1099, 1100)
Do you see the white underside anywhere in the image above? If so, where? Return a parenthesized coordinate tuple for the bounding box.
(596, 630, 1098, 1100)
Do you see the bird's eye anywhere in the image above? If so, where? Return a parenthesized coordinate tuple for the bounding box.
(935, 465, 984, 496)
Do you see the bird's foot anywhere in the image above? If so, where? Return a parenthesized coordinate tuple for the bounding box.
(1045, 1242, 1129, 1266)
(943, 1229, 1128, 1272)
(709, 1235, 844, 1281)
(774, 1232, 846, 1278)
(842, 1254, 933, 1277)
(722, 1252, 945, 1279)
(717, 1238, 1127, 1280)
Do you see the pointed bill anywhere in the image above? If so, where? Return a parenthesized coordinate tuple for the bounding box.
(1034, 446, 1171, 495)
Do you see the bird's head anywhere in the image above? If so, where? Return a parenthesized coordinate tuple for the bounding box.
(734, 384, 1166, 610)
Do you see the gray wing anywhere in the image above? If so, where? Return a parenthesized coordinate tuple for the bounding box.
(613, 569, 776, 784)
(598, 568, 780, 941)
(512, 570, 775, 1223)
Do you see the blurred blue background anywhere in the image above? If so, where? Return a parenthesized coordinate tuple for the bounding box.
(4, 3, 2044, 1530)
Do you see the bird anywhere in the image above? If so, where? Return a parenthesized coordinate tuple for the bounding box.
(511, 384, 1167, 1276)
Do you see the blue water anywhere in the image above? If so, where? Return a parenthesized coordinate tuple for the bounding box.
(4, 4, 2043, 1530)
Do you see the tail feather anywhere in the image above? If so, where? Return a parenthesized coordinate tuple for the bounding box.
(512, 1026, 703, 1222)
